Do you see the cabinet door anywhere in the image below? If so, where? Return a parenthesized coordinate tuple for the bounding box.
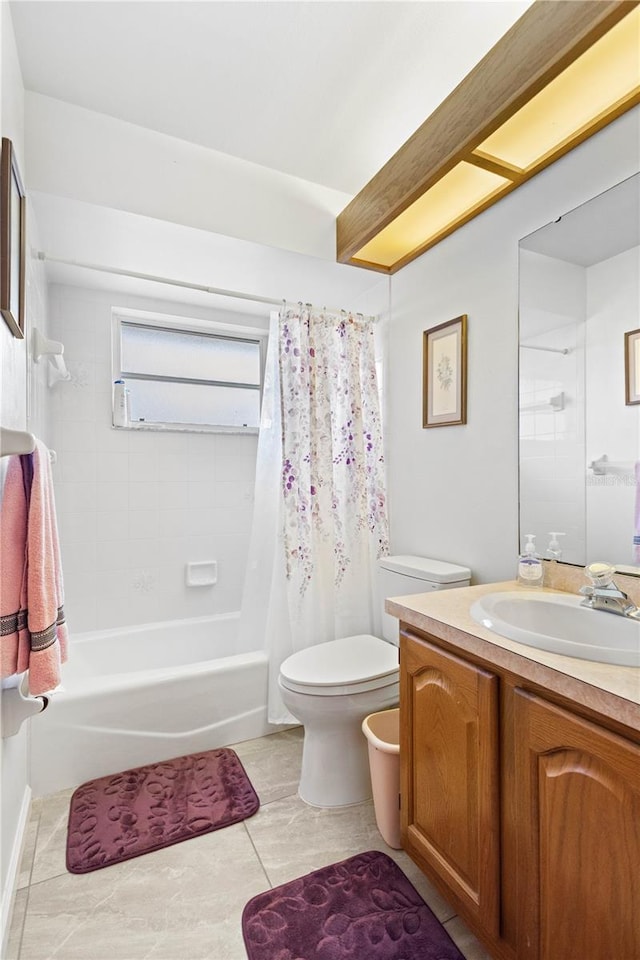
(400, 632, 500, 937)
(514, 689, 640, 960)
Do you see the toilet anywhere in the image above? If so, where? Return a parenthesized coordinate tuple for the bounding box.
(278, 555, 471, 808)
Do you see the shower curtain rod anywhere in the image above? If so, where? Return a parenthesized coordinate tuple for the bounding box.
(36, 252, 375, 319)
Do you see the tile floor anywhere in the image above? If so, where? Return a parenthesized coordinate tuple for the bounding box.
(6, 728, 491, 960)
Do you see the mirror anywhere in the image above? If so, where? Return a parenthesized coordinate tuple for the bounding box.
(518, 172, 640, 575)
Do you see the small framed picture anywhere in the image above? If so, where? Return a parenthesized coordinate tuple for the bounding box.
(1, 138, 26, 339)
(625, 328, 640, 405)
(423, 314, 467, 427)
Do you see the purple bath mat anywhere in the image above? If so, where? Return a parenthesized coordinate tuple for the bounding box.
(66, 747, 259, 874)
(242, 850, 464, 960)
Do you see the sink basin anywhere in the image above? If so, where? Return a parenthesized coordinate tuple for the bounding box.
(470, 591, 640, 667)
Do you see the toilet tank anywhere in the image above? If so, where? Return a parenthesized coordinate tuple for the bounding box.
(378, 555, 471, 645)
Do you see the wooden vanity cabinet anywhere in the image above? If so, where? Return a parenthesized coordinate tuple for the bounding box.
(400, 627, 640, 960)
(514, 689, 640, 960)
(399, 634, 501, 940)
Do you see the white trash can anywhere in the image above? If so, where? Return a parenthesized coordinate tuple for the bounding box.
(362, 708, 401, 849)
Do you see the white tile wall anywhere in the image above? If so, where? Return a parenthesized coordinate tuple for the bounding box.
(48, 284, 264, 633)
(518, 251, 586, 565)
(585, 246, 640, 565)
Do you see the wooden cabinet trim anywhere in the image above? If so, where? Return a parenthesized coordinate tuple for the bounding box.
(400, 625, 640, 744)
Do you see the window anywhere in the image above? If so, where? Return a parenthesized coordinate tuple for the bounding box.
(112, 310, 266, 432)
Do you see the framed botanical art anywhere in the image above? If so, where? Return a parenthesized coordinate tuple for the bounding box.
(1, 137, 26, 339)
(625, 328, 640, 405)
(423, 314, 467, 427)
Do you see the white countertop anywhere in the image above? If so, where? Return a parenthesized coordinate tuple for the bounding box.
(386, 581, 640, 731)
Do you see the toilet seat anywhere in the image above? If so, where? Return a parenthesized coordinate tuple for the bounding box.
(279, 634, 399, 697)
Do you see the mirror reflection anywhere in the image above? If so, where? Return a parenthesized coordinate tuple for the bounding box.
(519, 173, 640, 574)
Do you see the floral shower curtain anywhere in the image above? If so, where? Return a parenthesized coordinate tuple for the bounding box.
(238, 304, 389, 723)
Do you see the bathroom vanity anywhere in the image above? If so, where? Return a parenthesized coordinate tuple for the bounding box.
(387, 579, 640, 960)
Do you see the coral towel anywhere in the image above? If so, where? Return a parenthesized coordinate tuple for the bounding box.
(0, 456, 30, 678)
(1, 441, 68, 694)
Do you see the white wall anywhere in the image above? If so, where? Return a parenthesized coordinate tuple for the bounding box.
(0, 205, 50, 940)
(519, 251, 585, 565)
(0, 2, 51, 943)
(25, 92, 351, 262)
(30, 191, 383, 313)
(586, 246, 640, 564)
(386, 107, 640, 584)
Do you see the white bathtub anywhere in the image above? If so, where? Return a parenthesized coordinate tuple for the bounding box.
(30, 613, 272, 797)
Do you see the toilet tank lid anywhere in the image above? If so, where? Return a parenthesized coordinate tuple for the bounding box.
(380, 555, 471, 583)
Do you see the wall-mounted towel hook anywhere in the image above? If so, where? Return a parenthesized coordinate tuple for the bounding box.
(32, 328, 71, 387)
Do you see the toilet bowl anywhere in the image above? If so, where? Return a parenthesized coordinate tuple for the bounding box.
(278, 555, 471, 808)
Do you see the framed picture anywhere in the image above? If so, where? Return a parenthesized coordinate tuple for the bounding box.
(625, 328, 640, 405)
(1, 138, 26, 339)
(423, 314, 467, 427)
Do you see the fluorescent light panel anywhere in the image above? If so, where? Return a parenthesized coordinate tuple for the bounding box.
(352, 6, 640, 272)
(477, 6, 640, 170)
(354, 163, 510, 269)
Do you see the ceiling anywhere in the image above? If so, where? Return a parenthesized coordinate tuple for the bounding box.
(520, 172, 640, 268)
(10, 0, 533, 196)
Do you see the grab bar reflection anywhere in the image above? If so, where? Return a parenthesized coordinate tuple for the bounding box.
(520, 392, 565, 413)
(589, 454, 636, 477)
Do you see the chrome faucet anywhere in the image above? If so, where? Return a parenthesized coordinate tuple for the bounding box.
(579, 562, 640, 619)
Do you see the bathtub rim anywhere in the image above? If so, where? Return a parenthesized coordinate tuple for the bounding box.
(57, 611, 264, 702)
(69, 610, 240, 646)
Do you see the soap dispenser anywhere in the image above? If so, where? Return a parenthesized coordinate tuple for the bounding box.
(518, 534, 544, 587)
(546, 532, 566, 561)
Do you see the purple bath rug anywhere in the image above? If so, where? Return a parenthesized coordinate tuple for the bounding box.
(242, 850, 465, 960)
(66, 747, 259, 874)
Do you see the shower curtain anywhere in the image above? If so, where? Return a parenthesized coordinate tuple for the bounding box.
(238, 304, 389, 723)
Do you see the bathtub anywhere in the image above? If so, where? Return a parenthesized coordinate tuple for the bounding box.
(30, 613, 272, 797)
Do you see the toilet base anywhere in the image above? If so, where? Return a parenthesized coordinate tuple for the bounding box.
(298, 717, 373, 807)
(279, 679, 399, 808)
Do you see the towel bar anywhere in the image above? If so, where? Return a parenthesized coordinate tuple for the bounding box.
(0, 426, 36, 457)
(1, 674, 48, 738)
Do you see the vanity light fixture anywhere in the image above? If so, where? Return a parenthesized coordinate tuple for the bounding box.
(336, 0, 640, 274)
